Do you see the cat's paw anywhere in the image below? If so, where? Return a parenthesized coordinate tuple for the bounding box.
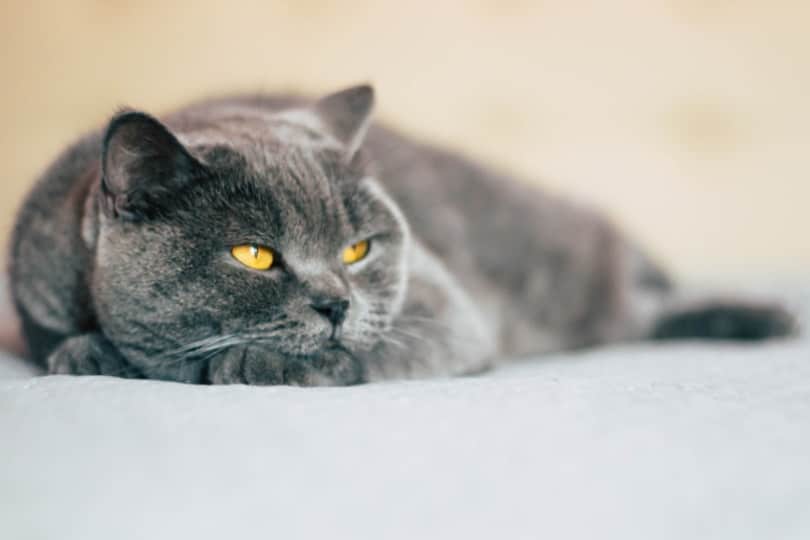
(47, 334, 141, 378)
(284, 346, 366, 387)
(207, 345, 365, 386)
(48, 343, 101, 376)
(207, 346, 285, 385)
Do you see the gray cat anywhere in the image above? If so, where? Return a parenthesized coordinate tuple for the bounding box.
(8, 85, 795, 385)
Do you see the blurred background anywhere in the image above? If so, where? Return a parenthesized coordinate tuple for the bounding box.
(1, 0, 807, 280)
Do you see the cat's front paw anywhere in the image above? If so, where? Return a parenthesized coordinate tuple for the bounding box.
(47, 333, 141, 378)
(207, 345, 365, 386)
(48, 342, 101, 375)
(207, 346, 284, 385)
(284, 346, 366, 387)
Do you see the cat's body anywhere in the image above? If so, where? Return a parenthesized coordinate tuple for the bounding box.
(8, 86, 794, 385)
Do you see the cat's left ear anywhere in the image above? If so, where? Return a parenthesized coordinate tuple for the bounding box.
(314, 84, 374, 160)
(101, 111, 203, 220)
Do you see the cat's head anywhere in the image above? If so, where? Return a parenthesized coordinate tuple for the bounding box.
(87, 85, 410, 380)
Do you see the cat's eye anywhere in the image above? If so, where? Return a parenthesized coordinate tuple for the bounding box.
(231, 244, 274, 270)
(342, 239, 370, 265)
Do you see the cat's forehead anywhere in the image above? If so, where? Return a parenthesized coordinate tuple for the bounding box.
(169, 110, 375, 248)
(189, 142, 362, 249)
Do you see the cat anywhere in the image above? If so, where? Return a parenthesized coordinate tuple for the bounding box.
(7, 84, 795, 385)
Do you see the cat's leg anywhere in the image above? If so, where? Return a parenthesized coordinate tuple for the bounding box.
(207, 345, 365, 386)
(47, 332, 142, 378)
(359, 243, 498, 381)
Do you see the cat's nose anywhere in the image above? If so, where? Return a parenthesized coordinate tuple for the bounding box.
(310, 297, 350, 328)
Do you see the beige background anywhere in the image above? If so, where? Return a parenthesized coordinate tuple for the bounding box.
(1, 0, 808, 280)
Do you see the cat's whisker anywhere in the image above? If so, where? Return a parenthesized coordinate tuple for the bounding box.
(153, 320, 293, 363)
(375, 334, 407, 350)
(154, 335, 247, 368)
(388, 324, 482, 350)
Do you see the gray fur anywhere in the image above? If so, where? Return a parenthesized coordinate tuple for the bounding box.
(8, 85, 795, 385)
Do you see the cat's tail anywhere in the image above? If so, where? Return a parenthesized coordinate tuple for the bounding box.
(649, 300, 798, 341)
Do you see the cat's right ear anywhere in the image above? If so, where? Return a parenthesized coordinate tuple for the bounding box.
(314, 84, 375, 161)
(101, 111, 203, 221)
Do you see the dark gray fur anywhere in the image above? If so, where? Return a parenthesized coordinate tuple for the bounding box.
(8, 85, 796, 385)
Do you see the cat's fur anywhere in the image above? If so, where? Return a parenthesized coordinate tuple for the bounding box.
(8, 85, 795, 385)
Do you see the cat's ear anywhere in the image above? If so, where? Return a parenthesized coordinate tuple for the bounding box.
(314, 84, 374, 159)
(101, 111, 203, 220)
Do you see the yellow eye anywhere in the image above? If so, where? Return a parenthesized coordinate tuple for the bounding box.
(342, 239, 370, 265)
(231, 244, 274, 270)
